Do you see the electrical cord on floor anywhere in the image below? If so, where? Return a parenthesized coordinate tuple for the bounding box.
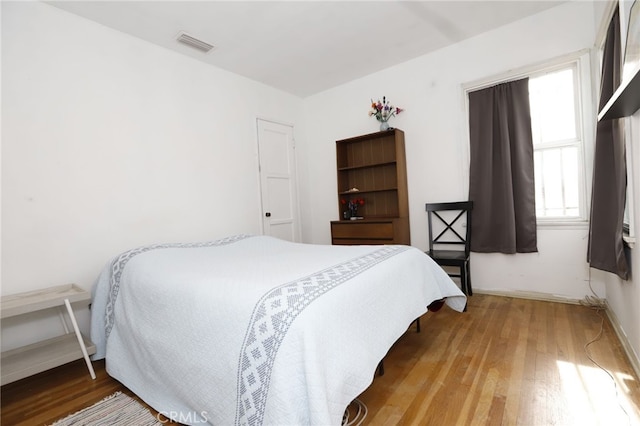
(580, 268, 631, 425)
(580, 267, 607, 309)
(342, 398, 368, 426)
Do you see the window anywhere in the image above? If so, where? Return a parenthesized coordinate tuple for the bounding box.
(529, 64, 586, 220)
(464, 51, 593, 225)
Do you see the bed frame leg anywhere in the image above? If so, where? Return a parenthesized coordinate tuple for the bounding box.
(377, 360, 384, 376)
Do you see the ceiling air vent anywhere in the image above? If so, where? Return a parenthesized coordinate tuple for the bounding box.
(176, 32, 215, 53)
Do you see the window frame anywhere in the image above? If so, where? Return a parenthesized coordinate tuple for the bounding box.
(593, 0, 636, 246)
(619, 0, 636, 245)
(462, 50, 594, 228)
(623, 118, 637, 247)
(529, 61, 588, 223)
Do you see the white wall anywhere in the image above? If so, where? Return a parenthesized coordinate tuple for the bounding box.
(300, 1, 601, 299)
(1, 2, 304, 349)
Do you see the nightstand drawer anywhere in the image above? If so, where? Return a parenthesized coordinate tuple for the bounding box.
(331, 221, 395, 240)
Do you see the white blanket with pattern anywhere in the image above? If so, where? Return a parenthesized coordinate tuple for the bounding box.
(90, 235, 466, 425)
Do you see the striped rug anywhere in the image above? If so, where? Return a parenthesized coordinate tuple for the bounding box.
(50, 391, 162, 426)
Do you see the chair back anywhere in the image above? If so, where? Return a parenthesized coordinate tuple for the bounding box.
(425, 201, 473, 255)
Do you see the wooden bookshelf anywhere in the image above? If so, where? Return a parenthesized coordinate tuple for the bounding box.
(331, 129, 410, 245)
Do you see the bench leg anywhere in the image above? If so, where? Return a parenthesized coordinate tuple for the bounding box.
(64, 298, 96, 380)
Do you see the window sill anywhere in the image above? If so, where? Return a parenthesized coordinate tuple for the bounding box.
(536, 220, 589, 230)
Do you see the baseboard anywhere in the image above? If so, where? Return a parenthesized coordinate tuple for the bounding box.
(604, 300, 640, 380)
(473, 289, 582, 305)
(472, 289, 640, 379)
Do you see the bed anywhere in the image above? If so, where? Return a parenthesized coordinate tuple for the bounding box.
(90, 234, 466, 425)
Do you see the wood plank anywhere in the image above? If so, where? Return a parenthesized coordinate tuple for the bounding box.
(1, 334, 96, 385)
(1, 284, 90, 318)
(358, 294, 640, 425)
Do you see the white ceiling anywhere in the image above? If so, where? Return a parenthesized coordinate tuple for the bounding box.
(48, 1, 567, 97)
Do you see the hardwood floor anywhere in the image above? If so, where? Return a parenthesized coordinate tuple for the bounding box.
(0, 358, 180, 426)
(359, 294, 640, 425)
(2, 294, 639, 425)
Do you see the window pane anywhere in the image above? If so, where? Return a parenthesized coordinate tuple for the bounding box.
(529, 68, 577, 146)
(542, 149, 563, 210)
(562, 146, 579, 210)
(535, 146, 581, 218)
(534, 151, 544, 216)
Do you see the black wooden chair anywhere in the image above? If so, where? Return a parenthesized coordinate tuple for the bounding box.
(425, 201, 473, 297)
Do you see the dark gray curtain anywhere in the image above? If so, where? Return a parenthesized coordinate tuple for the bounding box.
(588, 6, 629, 280)
(468, 78, 538, 254)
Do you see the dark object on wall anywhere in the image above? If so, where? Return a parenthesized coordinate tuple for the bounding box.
(426, 201, 473, 297)
(468, 78, 538, 254)
(599, 0, 640, 120)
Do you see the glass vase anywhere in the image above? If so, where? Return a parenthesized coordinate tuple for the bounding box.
(379, 121, 390, 131)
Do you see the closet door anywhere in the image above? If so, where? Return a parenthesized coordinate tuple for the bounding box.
(257, 119, 301, 242)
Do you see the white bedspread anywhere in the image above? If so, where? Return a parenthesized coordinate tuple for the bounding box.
(90, 235, 466, 426)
